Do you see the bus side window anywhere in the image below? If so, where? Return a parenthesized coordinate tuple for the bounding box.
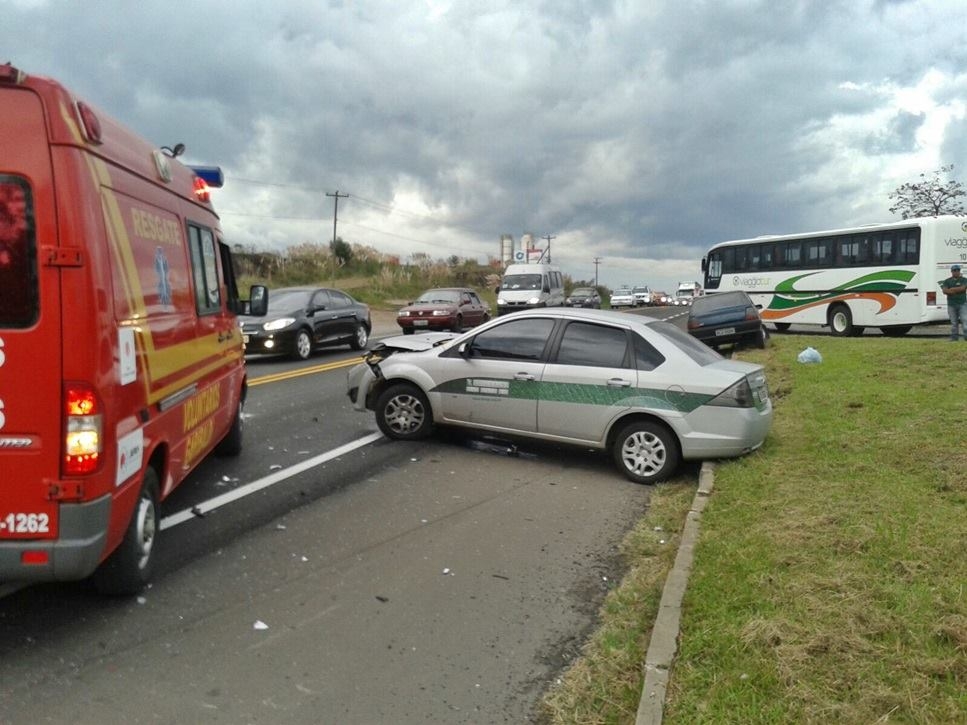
(781, 241, 802, 268)
(872, 231, 895, 264)
(898, 229, 919, 263)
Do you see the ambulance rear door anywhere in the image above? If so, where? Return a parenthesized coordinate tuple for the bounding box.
(0, 80, 64, 548)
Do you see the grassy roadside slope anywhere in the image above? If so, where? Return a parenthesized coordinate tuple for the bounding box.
(543, 334, 967, 723)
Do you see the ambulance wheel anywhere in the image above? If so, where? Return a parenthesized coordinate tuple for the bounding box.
(93, 468, 160, 596)
(612, 420, 679, 484)
(215, 399, 243, 457)
(292, 329, 313, 360)
(375, 383, 433, 440)
(350, 324, 369, 350)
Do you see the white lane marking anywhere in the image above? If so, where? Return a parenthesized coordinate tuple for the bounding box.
(160, 432, 384, 530)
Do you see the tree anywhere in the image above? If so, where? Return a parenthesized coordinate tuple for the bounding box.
(888, 164, 966, 219)
(330, 236, 352, 266)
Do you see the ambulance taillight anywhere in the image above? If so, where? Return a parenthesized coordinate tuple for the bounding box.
(64, 384, 103, 475)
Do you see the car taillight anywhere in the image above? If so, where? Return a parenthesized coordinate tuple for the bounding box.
(687, 318, 702, 330)
(707, 378, 755, 408)
(745, 307, 759, 321)
(64, 384, 103, 475)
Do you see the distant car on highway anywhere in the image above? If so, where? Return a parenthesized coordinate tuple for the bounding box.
(609, 287, 635, 309)
(347, 307, 773, 484)
(687, 290, 768, 350)
(633, 286, 652, 306)
(239, 286, 371, 360)
(565, 287, 602, 308)
(397, 287, 490, 334)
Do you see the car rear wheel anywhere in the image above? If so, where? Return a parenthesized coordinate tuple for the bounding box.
(402, 328, 415, 335)
(375, 383, 433, 440)
(452, 314, 463, 333)
(350, 323, 369, 350)
(293, 329, 312, 360)
(92, 468, 160, 595)
(753, 325, 769, 349)
(612, 420, 679, 484)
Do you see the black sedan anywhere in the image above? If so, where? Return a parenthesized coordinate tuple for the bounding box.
(564, 287, 602, 308)
(238, 286, 372, 360)
(686, 291, 768, 350)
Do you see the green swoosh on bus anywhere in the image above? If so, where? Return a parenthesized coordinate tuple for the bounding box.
(767, 270, 915, 311)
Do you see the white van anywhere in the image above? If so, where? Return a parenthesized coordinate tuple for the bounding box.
(496, 263, 565, 315)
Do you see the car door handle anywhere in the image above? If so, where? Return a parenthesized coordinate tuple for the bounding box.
(514, 372, 536, 381)
(607, 378, 633, 387)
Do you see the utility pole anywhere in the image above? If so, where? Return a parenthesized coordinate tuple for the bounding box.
(593, 257, 602, 289)
(326, 190, 350, 246)
(542, 234, 556, 263)
(326, 191, 349, 286)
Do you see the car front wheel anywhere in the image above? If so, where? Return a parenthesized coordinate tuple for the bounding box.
(375, 383, 433, 440)
(612, 420, 679, 484)
(293, 329, 312, 360)
(350, 323, 369, 350)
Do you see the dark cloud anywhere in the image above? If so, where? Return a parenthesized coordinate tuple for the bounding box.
(3, 0, 965, 290)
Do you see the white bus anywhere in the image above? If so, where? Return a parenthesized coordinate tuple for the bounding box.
(700, 216, 967, 336)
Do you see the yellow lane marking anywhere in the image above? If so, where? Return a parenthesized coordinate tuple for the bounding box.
(248, 357, 364, 387)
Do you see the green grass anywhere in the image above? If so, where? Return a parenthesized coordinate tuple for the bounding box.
(542, 334, 967, 724)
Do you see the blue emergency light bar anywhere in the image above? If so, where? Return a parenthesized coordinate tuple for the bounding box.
(187, 165, 224, 188)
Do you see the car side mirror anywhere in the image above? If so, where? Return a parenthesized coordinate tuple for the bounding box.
(494, 286, 500, 294)
(457, 341, 472, 358)
(243, 285, 268, 316)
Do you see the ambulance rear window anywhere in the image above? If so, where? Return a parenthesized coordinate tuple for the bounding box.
(0, 176, 37, 327)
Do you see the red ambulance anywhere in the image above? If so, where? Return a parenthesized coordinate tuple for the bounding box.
(0, 63, 267, 594)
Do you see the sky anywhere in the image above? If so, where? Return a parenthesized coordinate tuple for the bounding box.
(4, 0, 967, 293)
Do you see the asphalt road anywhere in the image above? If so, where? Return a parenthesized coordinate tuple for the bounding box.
(0, 316, 668, 724)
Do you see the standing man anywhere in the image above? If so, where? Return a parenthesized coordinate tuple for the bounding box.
(940, 264, 967, 341)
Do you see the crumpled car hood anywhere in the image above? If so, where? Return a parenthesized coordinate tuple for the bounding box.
(373, 331, 460, 352)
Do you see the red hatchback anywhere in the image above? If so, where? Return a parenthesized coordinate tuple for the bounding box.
(397, 287, 490, 334)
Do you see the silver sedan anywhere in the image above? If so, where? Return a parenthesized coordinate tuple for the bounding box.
(347, 308, 772, 483)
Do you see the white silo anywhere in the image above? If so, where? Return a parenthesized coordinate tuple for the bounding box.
(499, 234, 514, 266)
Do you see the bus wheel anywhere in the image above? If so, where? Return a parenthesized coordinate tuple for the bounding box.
(92, 468, 160, 596)
(828, 304, 855, 337)
(773, 323, 791, 332)
(880, 325, 912, 337)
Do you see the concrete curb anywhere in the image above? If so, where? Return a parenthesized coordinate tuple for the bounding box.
(635, 460, 715, 725)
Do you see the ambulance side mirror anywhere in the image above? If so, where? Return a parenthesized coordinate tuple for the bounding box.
(244, 285, 269, 316)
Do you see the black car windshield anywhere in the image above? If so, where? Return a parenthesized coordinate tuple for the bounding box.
(571, 288, 592, 296)
(502, 274, 542, 290)
(267, 290, 312, 313)
(415, 290, 459, 304)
